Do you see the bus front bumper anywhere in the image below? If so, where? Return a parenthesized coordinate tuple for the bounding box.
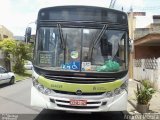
(31, 86, 127, 112)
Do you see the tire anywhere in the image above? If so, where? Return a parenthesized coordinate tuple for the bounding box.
(9, 76, 15, 85)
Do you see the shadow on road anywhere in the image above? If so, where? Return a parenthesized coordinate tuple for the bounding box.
(34, 109, 126, 120)
(0, 83, 11, 89)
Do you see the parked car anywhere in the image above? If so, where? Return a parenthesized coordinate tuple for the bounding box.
(0, 66, 15, 85)
(24, 61, 33, 70)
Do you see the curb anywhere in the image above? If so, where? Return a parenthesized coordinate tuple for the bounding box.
(15, 77, 31, 83)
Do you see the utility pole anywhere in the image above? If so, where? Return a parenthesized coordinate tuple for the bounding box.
(130, 7, 134, 40)
(109, 0, 116, 8)
(129, 6, 134, 79)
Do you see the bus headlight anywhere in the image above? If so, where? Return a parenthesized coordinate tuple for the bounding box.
(32, 76, 38, 86)
(37, 85, 44, 93)
(106, 91, 113, 97)
(32, 77, 53, 95)
(114, 81, 128, 95)
(36, 84, 52, 95)
(114, 88, 121, 95)
(33, 80, 38, 86)
(44, 88, 51, 95)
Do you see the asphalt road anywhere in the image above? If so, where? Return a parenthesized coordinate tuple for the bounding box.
(0, 78, 127, 120)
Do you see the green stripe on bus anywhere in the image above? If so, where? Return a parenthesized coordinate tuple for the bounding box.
(37, 76, 123, 93)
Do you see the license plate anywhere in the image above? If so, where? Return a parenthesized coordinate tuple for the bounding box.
(70, 99, 87, 106)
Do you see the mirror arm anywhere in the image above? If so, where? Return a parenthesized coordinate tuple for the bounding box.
(129, 38, 134, 53)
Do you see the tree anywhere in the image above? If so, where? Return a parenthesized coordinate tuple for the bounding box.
(0, 38, 33, 74)
(12, 42, 32, 74)
(0, 38, 16, 71)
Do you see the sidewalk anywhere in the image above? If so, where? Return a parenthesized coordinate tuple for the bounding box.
(127, 79, 160, 114)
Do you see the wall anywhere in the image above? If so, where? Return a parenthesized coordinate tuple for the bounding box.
(153, 15, 160, 23)
(0, 25, 13, 40)
(134, 24, 160, 40)
(135, 46, 160, 59)
(134, 28, 150, 39)
(133, 58, 160, 91)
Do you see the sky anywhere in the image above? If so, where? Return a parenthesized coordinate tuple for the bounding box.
(0, 0, 160, 36)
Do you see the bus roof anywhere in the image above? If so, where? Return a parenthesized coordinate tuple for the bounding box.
(38, 5, 128, 24)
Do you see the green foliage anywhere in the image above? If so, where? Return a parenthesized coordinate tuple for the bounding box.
(0, 38, 33, 74)
(13, 59, 25, 74)
(0, 38, 16, 52)
(0, 39, 16, 71)
(135, 80, 156, 105)
(12, 42, 33, 74)
(15, 70, 32, 81)
(0, 38, 16, 61)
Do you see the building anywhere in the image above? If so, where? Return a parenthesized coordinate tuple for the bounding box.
(0, 25, 13, 40)
(134, 15, 160, 59)
(133, 15, 160, 91)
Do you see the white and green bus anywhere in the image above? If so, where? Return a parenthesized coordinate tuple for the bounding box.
(25, 5, 129, 112)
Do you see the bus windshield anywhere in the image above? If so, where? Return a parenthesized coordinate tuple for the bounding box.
(35, 26, 128, 72)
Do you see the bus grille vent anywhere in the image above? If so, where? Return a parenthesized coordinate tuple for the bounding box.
(53, 90, 105, 96)
(51, 99, 103, 110)
(44, 74, 115, 84)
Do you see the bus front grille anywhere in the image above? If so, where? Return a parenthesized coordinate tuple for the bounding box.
(44, 74, 115, 84)
(53, 90, 105, 96)
(50, 99, 103, 110)
(56, 104, 99, 109)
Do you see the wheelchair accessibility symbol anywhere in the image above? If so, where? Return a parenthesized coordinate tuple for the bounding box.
(62, 61, 80, 70)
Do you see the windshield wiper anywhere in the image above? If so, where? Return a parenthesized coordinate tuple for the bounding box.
(93, 24, 108, 48)
(57, 24, 65, 49)
(57, 24, 67, 64)
(88, 24, 108, 60)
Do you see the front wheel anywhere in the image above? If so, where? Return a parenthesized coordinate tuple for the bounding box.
(9, 76, 15, 85)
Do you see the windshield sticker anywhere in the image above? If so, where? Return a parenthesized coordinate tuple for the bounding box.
(83, 29, 90, 34)
(71, 51, 79, 59)
(39, 53, 52, 65)
(82, 62, 91, 71)
(61, 61, 80, 70)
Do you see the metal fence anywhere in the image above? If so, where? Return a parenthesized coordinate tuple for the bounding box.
(133, 58, 160, 91)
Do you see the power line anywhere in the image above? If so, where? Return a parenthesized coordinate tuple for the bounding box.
(132, 6, 160, 11)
